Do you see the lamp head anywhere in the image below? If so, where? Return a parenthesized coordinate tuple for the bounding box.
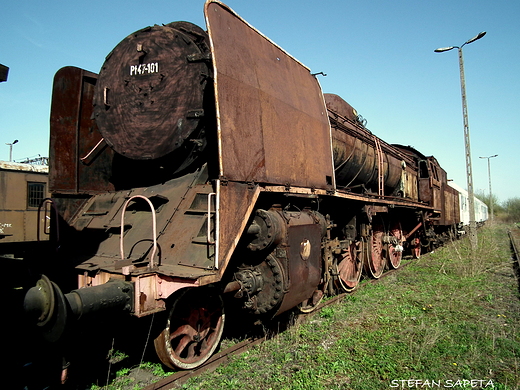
(465, 31, 486, 45)
(434, 46, 456, 53)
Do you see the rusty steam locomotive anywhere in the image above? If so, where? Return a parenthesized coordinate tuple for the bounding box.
(24, 1, 473, 370)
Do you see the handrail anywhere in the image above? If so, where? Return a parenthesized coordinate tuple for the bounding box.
(207, 192, 216, 245)
(208, 188, 220, 270)
(80, 137, 105, 164)
(37, 198, 59, 244)
(374, 135, 384, 197)
(120, 195, 158, 269)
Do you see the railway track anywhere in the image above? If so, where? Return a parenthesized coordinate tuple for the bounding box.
(142, 259, 415, 390)
(509, 226, 520, 264)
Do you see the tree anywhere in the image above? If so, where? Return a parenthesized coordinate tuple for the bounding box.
(475, 190, 503, 216)
(502, 197, 520, 223)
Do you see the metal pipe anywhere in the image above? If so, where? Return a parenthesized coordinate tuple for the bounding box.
(120, 195, 158, 269)
(223, 280, 241, 294)
(405, 221, 423, 241)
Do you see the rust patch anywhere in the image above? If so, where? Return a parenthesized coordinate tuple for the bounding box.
(205, 1, 334, 191)
(50, 66, 115, 194)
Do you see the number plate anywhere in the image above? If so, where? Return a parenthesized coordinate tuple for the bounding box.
(129, 62, 159, 76)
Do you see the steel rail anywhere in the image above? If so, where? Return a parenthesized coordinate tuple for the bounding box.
(508, 229, 520, 266)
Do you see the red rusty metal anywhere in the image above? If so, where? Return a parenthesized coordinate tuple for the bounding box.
(325, 93, 407, 196)
(405, 222, 423, 240)
(336, 241, 363, 291)
(50, 66, 115, 195)
(205, 1, 334, 191)
(154, 287, 225, 369)
(443, 183, 460, 226)
(213, 182, 261, 281)
(275, 211, 325, 315)
(366, 220, 386, 279)
(387, 222, 404, 269)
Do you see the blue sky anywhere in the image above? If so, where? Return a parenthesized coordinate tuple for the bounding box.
(1, 0, 519, 202)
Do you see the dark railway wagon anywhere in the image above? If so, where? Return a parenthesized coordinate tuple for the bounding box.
(23, 0, 482, 373)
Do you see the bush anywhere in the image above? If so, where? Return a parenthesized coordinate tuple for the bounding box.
(501, 197, 520, 222)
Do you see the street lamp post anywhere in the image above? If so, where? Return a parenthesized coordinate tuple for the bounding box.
(479, 154, 497, 221)
(435, 31, 486, 251)
(6, 139, 18, 162)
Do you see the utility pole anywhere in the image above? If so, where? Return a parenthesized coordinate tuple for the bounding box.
(435, 31, 486, 250)
(479, 154, 498, 221)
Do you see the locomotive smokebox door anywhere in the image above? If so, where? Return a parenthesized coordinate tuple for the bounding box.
(93, 22, 212, 160)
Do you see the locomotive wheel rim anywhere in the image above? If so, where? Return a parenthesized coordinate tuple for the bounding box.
(298, 248, 328, 313)
(387, 224, 403, 269)
(368, 227, 385, 279)
(154, 287, 225, 370)
(298, 288, 325, 313)
(412, 237, 421, 259)
(336, 241, 363, 292)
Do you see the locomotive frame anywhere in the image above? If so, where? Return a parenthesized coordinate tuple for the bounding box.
(23, 0, 485, 371)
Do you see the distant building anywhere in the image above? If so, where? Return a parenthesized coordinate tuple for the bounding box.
(0, 160, 50, 247)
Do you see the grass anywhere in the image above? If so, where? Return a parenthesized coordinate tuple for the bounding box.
(94, 222, 520, 389)
(89, 362, 172, 390)
(179, 222, 520, 390)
